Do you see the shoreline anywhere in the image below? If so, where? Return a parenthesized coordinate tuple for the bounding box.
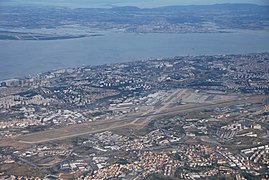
(1, 52, 268, 82)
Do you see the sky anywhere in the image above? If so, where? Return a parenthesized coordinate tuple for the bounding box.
(1, 0, 269, 8)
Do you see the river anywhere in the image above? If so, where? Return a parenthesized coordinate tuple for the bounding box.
(0, 30, 268, 80)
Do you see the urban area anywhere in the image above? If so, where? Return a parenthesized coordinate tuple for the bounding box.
(0, 52, 269, 179)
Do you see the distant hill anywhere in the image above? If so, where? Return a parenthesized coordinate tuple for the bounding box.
(0, 3, 268, 36)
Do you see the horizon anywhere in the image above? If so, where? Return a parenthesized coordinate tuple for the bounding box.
(1, 0, 269, 8)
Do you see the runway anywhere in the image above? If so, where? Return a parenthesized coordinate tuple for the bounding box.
(16, 90, 264, 144)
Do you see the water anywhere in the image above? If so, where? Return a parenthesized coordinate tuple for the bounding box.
(0, 30, 269, 80)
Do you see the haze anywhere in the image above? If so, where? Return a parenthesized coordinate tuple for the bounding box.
(1, 0, 269, 8)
